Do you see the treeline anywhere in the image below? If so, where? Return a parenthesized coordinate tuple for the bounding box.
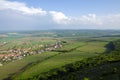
(25, 40, 120, 80)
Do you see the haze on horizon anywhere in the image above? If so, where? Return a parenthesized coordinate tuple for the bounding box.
(0, 0, 120, 31)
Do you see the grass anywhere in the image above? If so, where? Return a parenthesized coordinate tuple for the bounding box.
(76, 42, 107, 53)
(55, 41, 86, 52)
(12, 41, 107, 80)
(0, 52, 58, 80)
(13, 52, 98, 80)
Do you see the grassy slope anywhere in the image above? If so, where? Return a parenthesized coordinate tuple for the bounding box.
(13, 41, 107, 80)
(31, 40, 120, 80)
(0, 52, 58, 80)
(76, 42, 107, 53)
(40, 55, 120, 80)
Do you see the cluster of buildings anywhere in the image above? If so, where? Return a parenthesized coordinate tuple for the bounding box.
(0, 41, 62, 65)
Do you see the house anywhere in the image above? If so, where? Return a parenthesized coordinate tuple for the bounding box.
(0, 63, 3, 66)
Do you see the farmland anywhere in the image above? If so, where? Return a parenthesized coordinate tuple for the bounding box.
(0, 30, 120, 80)
(0, 52, 58, 80)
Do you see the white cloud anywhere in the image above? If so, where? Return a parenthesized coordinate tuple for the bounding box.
(49, 12, 120, 29)
(79, 14, 102, 25)
(101, 14, 120, 29)
(65, 14, 103, 26)
(0, 0, 47, 15)
(49, 11, 71, 24)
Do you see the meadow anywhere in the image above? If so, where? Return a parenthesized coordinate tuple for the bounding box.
(11, 40, 107, 80)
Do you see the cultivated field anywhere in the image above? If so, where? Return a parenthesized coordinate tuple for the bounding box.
(12, 41, 107, 80)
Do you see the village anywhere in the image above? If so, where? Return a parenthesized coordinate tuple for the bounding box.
(0, 41, 62, 66)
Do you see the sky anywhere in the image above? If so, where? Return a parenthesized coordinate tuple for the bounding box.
(0, 0, 120, 31)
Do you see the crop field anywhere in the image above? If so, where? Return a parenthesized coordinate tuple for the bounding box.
(0, 37, 56, 51)
(0, 52, 58, 80)
(11, 41, 107, 80)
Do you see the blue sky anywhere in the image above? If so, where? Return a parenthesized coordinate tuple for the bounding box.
(0, 0, 120, 30)
(9, 0, 120, 16)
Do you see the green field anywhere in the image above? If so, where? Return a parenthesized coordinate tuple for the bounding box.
(0, 38, 107, 80)
(76, 42, 107, 53)
(11, 41, 107, 80)
(0, 37, 56, 51)
(0, 52, 58, 80)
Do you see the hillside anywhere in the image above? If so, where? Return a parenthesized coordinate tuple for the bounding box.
(29, 40, 120, 80)
(11, 40, 120, 80)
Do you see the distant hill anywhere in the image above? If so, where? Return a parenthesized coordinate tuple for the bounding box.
(1, 30, 120, 38)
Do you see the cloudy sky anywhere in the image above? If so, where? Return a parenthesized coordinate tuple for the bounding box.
(0, 0, 120, 31)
